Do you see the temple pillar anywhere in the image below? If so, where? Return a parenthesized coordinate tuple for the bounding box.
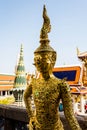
(0, 91, 3, 96)
(5, 91, 7, 95)
(80, 94, 85, 114)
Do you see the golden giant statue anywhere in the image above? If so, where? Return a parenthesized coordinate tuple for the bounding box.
(24, 5, 81, 130)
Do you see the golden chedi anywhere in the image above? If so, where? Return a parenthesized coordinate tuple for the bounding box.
(24, 5, 82, 130)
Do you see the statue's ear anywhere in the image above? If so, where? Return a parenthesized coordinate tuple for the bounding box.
(51, 52, 57, 64)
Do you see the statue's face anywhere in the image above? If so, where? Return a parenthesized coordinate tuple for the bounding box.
(34, 52, 56, 73)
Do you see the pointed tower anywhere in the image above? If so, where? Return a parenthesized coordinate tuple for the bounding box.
(13, 44, 27, 102)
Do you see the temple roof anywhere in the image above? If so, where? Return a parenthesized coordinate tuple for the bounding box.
(76, 47, 87, 60)
(77, 51, 87, 59)
(0, 74, 15, 91)
(70, 86, 87, 94)
(53, 66, 81, 85)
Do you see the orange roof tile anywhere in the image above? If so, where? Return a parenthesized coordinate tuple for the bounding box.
(0, 74, 15, 81)
(0, 86, 13, 91)
(0, 74, 15, 91)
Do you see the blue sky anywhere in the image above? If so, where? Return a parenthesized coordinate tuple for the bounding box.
(0, 0, 87, 74)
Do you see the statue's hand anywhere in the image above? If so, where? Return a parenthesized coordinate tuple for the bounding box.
(29, 117, 36, 130)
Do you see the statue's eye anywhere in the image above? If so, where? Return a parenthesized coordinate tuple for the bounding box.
(34, 58, 41, 65)
(34, 55, 42, 65)
(37, 60, 40, 64)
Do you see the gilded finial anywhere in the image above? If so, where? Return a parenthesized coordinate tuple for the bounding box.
(34, 5, 56, 53)
(76, 47, 80, 56)
(40, 5, 51, 40)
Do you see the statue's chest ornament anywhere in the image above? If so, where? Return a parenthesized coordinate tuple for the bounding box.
(34, 86, 59, 101)
(34, 90, 39, 97)
(33, 79, 60, 100)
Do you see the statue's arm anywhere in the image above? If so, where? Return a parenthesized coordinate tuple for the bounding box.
(23, 84, 33, 118)
(60, 82, 82, 130)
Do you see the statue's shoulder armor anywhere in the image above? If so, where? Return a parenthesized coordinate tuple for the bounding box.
(59, 79, 70, 92)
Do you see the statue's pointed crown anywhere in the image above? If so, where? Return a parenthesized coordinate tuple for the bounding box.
(34, 5, 56, 53)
